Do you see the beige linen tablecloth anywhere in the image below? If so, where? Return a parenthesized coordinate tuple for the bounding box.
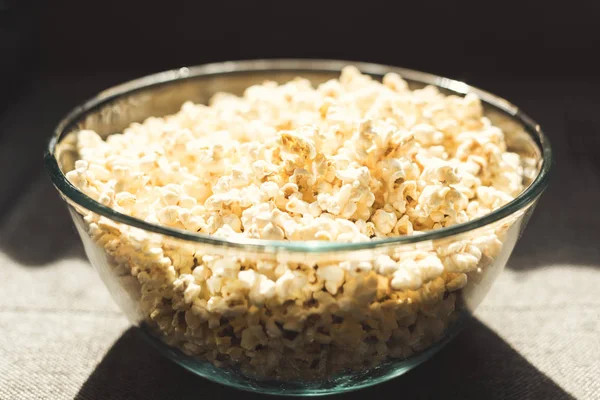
(0, 76, 598, 399)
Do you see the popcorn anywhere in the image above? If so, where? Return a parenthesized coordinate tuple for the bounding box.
(316, 265, 345, 295)
(64, 67, 527, 381)
(371, 209, 398, 235)
(275, 270, 308, 301)
(391, 261, 423, 290)
(249, 276, 276, 305)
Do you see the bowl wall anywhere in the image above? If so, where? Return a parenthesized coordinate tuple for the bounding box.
(66, 199, 534, 395)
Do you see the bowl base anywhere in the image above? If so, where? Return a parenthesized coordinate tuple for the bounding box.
(137, 313, 470, 396)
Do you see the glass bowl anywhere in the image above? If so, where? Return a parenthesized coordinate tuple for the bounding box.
(44, 60, 552, 396)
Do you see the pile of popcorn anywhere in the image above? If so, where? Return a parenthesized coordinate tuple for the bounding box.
(65, 67, 524, 380)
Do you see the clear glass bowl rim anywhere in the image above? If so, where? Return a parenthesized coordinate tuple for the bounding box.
(44, 59, 552, 254)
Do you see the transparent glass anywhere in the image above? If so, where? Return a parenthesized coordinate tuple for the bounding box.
(45, 60, 551, 396)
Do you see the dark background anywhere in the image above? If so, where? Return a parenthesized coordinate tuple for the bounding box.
(3, 0, 600, 82)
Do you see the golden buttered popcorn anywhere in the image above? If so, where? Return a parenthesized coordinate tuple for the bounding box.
(64, 67, 525, 380)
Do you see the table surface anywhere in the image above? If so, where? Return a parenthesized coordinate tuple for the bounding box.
(0, 74, 598, 400)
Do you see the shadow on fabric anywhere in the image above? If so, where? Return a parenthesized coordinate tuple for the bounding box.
(506, 87, 600, 271)
(74, 319, 573, 400)
(0, 176, 86, 266)
(508, 162, 600, 271)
